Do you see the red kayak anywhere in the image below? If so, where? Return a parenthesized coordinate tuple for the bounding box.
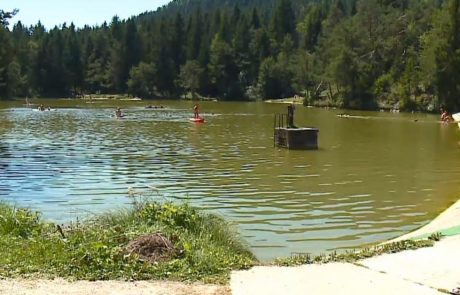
(189, 117, 205, 123)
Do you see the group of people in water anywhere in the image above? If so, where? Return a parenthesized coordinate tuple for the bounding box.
(113, 104, 201, 119)
(37, 104, 51, 111)
(337, 108, 454, 124)
(32, 99, 456, 125)
(440, 108, 451, 123)
(114, 104, 454, 124)
(145, 105, 165, 109)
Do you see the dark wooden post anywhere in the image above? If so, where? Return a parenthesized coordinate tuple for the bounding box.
(287, 104, 295, 128)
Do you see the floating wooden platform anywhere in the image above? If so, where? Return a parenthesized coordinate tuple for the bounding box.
(274, 127, 319, 150)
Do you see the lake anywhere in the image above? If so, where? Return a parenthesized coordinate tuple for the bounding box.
(1, 99, 460, 261)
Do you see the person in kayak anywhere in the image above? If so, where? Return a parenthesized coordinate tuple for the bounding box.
(193, 104, 199, 119)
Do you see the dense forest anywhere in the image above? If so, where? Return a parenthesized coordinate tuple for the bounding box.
(1, 0, 460, 111)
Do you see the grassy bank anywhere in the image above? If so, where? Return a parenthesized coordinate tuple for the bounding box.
(275, 237, 437, 267)
(0, 200, 442, 283)
(0, 202, 255, 283)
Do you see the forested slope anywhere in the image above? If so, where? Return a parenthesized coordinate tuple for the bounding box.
(1, 0, 460, 112)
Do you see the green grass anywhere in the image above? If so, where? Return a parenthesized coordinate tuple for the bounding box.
(0, 201, 442, 283)
(274, 239, 435, 267)
(0, 202, 256, 283)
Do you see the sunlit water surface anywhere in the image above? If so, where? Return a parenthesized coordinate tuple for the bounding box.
(1, 99, 460, 260)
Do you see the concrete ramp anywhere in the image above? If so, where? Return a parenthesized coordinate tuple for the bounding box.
(231, 263, 442, 295)
(362, 235, 460, 292)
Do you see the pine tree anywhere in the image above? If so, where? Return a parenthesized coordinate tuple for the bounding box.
(171, 13, 185, 72)
(62, 23, 83, 96)
(155, 19, 175, 95)
(436, 0, 460, 111)
(250, 8, 261, 30)
(271, 0, 296, 44)
(186, 9, 203, 60)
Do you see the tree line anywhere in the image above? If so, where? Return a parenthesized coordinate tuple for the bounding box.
(1, 0, 460, 112)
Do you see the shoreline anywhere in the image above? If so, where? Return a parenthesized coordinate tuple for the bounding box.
(264, 97, 304, 105)
(8, 96, 440, 114)
(0, 199, 459, 294)
(0, 201, 254, 291)
(388, 198, 460, 243)
(263, 96, 443, 114)
(231, 198, 460, 294)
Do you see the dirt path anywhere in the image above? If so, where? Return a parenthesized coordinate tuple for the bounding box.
(0, 279, 229, 295)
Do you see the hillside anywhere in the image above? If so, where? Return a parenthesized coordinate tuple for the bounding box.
(2, 0, 460, 112)
(149, 0, 316, 18)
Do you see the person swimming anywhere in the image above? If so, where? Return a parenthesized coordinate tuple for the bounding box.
(115, 107, 123, 118)
(440, 108, 451, 123)
(145, 105, 164, 109)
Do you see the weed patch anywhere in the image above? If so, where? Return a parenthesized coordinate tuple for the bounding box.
(275, 239, 434, 266)
(0, 202, 256, 283)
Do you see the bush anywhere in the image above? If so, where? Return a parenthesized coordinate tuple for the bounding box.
(0, 204, 48, 238)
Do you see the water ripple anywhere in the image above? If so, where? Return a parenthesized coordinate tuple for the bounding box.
(1, 102, 460, 261)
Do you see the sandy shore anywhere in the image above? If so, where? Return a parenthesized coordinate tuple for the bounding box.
(0, 279, 229, 295)
(264, 97, 304, 104)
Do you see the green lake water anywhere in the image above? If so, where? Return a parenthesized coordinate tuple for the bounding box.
(1, 99, 460, 261)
